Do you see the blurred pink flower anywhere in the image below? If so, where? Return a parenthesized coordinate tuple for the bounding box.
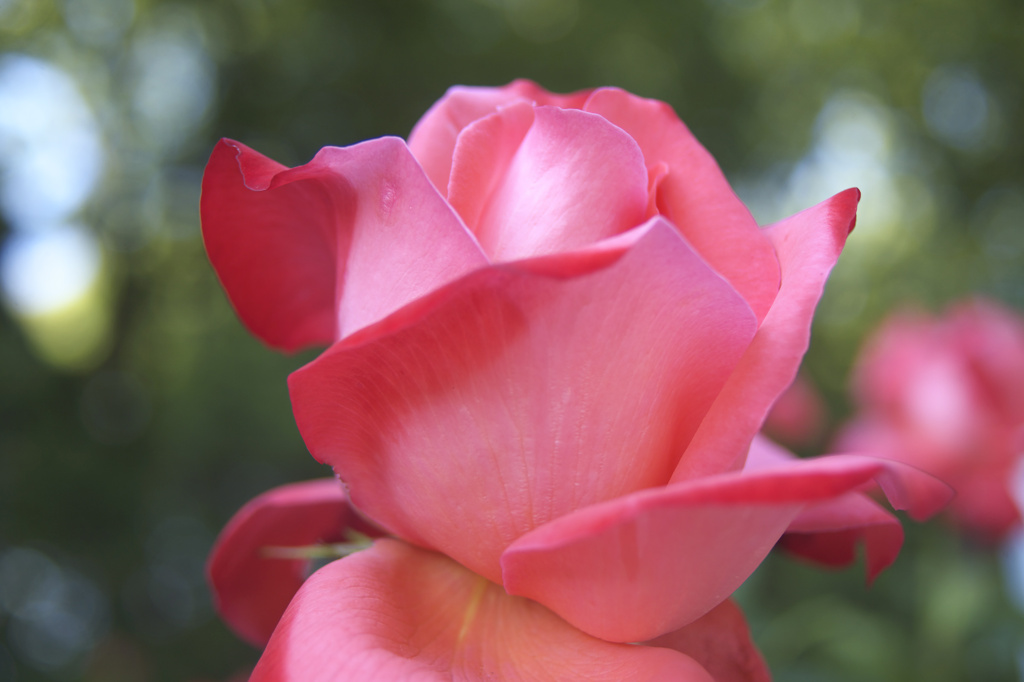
(201, 81, 951, 679)
(764, 373, 827, 449)
(837, 299, 1024, 541)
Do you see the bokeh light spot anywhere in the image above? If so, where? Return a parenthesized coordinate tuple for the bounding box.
(0, 224, 101, 315)
(0, 547, 110, 673)
(0, 55, 105, 230)
(922, 65, 993, 151)
(130, 14, 214, 149)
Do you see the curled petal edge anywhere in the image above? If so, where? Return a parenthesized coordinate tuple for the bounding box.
(501, 447, 953, 643)
(207, 478, 381, 647)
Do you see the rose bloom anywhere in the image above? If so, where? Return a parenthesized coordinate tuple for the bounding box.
(201, 81, 950, 680)
(837, 299, 1024, 542)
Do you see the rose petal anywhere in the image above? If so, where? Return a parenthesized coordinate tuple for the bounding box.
(289, 217, 757, 583)
(742, 436, 953, 522)
(449, 105, 649, 261)
(583, 87, 781, 323)
(747, 435, 905, 581)
(445, 101, 536, 233)
(779, 492, 904, 582)
(207, 479, 381, 647)
(672, 188, 860, 481)
(409, 80, 592, 195)
(646, 599, 771, 682)
(201, 137, 486, 351)
(201, 140, 332, 351)
(500, 448, 951, 643)
(251, 539, 714, 682)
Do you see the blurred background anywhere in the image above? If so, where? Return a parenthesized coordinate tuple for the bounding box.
(1, 0, 1022, 679)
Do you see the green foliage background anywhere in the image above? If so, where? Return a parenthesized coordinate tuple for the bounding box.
(1, 0, 1022, 679)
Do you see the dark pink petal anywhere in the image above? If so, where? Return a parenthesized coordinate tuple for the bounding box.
(449, 105, 649, 261)
(672, 189, 860, 481)
(207, 479, 382, 647)
(409, 80, 592, 195)
(201, 137, 486, 352)
(201, 140, 334, 351)
(289, 218, 756, 583)
(500, 449, 952, 643)
(252, 539, 714, 682)
(583, 87, 780, 322)
(646, 600, 771, 682)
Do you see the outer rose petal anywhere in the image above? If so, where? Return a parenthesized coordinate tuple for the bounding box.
(408, 80, 592, 196)
(646, 600, 771, 682)
(201, 137, 486, 352)
(207, 479, 382, 647)
(449, 105, 649, 261)
(672, 188, 860, 481)
(747, 435, 905, 581)
(289, 218, 757, 583)
(582, 87, 780, 323)
(500, 448, 952, 643)
(779, 492, 904, 582)
(252, 539, 715, 682)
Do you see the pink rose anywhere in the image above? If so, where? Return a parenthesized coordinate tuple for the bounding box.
(837, 299, 1024, 541)
(201, 81, 951, 678)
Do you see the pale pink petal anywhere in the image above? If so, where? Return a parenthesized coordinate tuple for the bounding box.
(289, 218, 756, 583)
(583, 87, 780, 322)
(446, 101, 536, 232)
(450, 105, 649, 261)
(207, 479, 382, 647)
(409, 80, 591, 196)
(201, 137, 486, 351)
(646, 600, 771, 682)
(500, 449, 952, 643)
(252, 539, 714, 682)
(672, 189, 860, 481)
